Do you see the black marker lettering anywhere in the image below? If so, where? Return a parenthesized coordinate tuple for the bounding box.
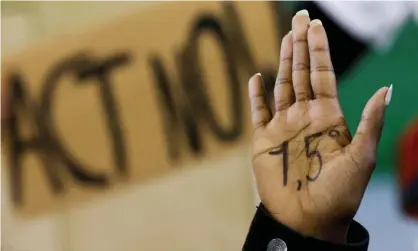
(5, 2, 288, 208)
(7, 72, 64, 205)
(304, 132, 323, 182)
(151, 3, 261, 161)
(38, 54, 110, 187)
(297, 179, 302, 191)
(149, 55, 202, 161)
(7, 53, 131, 206)
(186, 14, 243, 141)
(76, 53, 130, 176)
(222, 2, 257, 74)
(269, 141, 289, 186)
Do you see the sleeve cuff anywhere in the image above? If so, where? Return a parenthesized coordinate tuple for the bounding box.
(243, 203, 369, 251)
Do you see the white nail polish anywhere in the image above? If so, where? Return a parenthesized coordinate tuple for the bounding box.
(385, 84, 393, 106)
(288, 30, 293, 35)
(296, 9, 309, 17)
(310, 19, 322, 27)
(255, 73, 262, 77)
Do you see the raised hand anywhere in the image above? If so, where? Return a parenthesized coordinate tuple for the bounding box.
(249, 10, 392, 243)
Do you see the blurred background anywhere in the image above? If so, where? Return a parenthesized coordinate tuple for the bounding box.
(1, 1, 418, 251)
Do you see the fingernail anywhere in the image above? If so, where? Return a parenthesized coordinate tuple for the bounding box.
(296, 9, 309, 17)
(310, 19, 322, 27)
(385, 84, 393, 106)
(288, 30, 293, 35)
(255, 73, 264, 83)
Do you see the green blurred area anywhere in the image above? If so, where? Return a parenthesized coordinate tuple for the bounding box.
(338, 21, 418, 174)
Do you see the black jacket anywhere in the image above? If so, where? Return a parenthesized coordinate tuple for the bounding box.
(243, 204, 369, 251)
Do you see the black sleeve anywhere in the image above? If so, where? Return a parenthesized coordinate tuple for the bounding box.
(290, 1, 369, 79)
(243, 204, 369, 251)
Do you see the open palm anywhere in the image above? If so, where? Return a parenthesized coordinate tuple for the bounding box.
(249, 11, 391, 242)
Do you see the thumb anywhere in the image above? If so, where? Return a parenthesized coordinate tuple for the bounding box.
(349, 85, 392, 166)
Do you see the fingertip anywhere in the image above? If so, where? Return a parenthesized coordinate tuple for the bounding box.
(249, 72, 263, 87)
(362, 86, 389, 117)
(292, 9, 311, 31)
(385, 84, 393, 106)
(307, 18, 327, 43)
(293, 10, 310, 23)
(372, 86, 390, 107)
(296, 9, 309, 17)
(248, 73, 265, 100)
(250, 72, 262, 81)
(353, 86, 390, 150)
(309, 19, 322, 27)
(280, 33, 293, 58)
(282, 31, 293, 45)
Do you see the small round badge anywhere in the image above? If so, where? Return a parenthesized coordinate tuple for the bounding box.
(267, 238, 288, 251)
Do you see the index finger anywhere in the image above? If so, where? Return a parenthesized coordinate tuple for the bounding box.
(308, 19, 338, 100)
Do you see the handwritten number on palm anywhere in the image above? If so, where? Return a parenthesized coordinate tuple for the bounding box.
(248, 14, 389, 242)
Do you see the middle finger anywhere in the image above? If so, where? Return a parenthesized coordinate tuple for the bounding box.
(292, 10, 313, 102)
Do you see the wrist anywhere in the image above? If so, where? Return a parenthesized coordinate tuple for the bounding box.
(243, 204, 370, 251)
